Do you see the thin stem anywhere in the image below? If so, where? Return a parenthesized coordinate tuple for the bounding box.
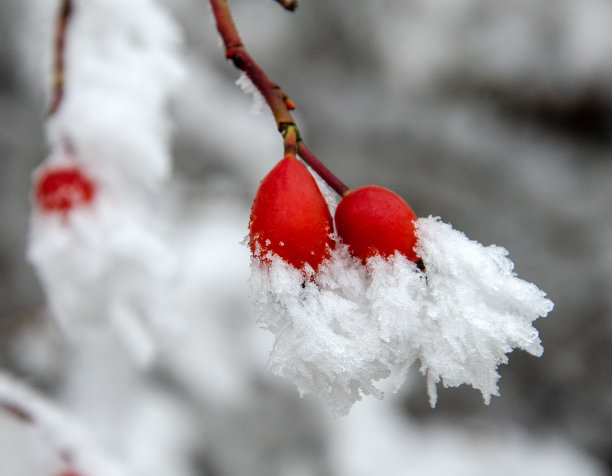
(208, 0, 350, 197)
(298, 143, 351, 197)
(48, 0, 73, 116)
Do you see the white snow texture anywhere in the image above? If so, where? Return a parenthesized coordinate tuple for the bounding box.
(251, 216, 554, 416)
(0, 370, 129, 476)
(27, 0, 184, 365)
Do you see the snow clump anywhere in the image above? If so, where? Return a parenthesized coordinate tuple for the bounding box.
(250, 216, 554, 416)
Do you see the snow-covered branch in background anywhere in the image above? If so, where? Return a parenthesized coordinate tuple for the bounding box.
(0, 371, 128, 476)
(27, 0, 184, 365)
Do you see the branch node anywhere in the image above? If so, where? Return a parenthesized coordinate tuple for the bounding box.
(279, 122, 300, 140)
(225, 43, 243, 57)
(209, 0, 350, 196)
(281, 123, 300, 157)
(274, 0, 298, 11)
(284, 96, 296, 110)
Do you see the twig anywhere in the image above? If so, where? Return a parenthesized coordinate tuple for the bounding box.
(208, 0, 350, 197)
(49, 0, 73, 116)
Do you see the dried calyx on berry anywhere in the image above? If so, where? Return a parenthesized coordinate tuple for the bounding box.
(35, 167, 95, 213)
(335, 185, 419, 264)
(249, 156, 335, 271)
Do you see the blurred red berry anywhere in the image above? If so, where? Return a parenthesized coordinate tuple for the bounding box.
(35, 167, 95, 213)
(335, 185, 419, 263)
(249, 156, 334, 271)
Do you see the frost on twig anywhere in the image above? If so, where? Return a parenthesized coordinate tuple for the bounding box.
(250, 216, 553, 416)
(235, 72, 268, 116)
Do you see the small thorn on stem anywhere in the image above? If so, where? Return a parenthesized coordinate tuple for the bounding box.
(282, 123, 299, 157)
(284, 96, 296, 110)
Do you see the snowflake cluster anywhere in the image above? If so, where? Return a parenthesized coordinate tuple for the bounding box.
(251, 216, 553, 415)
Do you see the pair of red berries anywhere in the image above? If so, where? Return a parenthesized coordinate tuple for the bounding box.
(249, 156, 419, 271)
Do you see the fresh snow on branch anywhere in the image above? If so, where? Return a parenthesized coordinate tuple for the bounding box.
(27, 0, 184, 365)
(235, 72, 267, 116)
(45, 0, 184, 184)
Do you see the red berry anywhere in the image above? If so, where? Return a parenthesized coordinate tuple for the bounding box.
(35, 167, 95, 213)
(335, 185, 419, 263)
(249, 156, 334, 271)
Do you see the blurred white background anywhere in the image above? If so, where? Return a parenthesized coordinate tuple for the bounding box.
(1, 0, 611, 474)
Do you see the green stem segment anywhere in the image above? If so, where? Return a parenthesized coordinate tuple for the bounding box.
(283, 124, 299, 158)
(208, 0, 350, 197)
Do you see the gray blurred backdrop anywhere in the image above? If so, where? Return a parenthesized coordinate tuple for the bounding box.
(1, 0, 611, 474)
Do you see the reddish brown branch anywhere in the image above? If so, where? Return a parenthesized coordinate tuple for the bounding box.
(208, 0, 350, 197)
(224, 44, 295, 132)
(48, 0, 73, 116)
